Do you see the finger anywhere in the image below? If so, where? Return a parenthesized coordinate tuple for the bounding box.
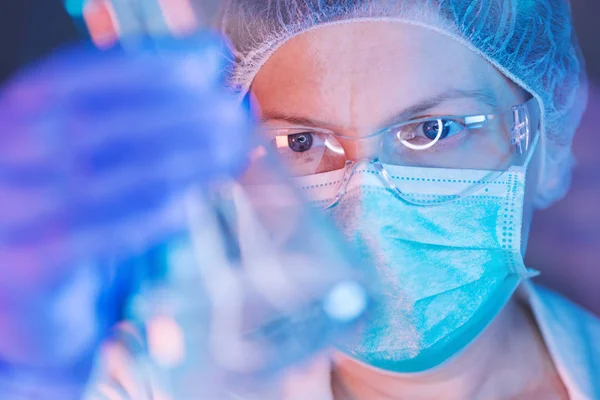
(0, 92, 250, 228)
(0, 153, 219, 262)
(0, 67, 230, 154)
(0, 188, 187, 276)
(12, 33, 228, 89)
(0, 35, 230, 117)
(70, 92, 249, 169)
(0, 81, 249, 175)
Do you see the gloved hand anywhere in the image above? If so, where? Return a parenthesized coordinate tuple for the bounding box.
(0, 34, 251, 393)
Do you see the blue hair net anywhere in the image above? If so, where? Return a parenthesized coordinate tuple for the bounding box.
(220, 0, 588, 207)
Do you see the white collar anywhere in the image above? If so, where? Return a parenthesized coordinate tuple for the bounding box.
(518, 281, 600, 400)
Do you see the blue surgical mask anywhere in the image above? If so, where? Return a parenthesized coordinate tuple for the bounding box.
(293, 138, 539, 373)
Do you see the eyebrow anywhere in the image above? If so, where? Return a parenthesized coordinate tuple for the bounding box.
(259, 87, 499, 129)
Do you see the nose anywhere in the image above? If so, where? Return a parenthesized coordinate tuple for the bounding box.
(339, 136, 381, 161)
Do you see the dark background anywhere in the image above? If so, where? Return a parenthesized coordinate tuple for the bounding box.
(527, 1, 600, 315)
(0, 1, 598, 313)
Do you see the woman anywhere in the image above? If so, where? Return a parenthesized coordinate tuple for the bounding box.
(88, 0, 600, 399)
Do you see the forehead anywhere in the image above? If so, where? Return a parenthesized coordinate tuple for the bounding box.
(251, 21, 516, 132)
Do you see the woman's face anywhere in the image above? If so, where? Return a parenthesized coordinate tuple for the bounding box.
(250, 21, 539, 246)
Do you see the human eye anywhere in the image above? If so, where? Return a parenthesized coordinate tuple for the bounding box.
(266, 131, 337, 176)
(419, 119, 465, 140)
(269, 131, 330, 154)
(390, 117, 469, 151)
(286, 132, 316, 152)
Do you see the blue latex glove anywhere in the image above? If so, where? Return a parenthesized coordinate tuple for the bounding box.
(0, 35, 251, 394)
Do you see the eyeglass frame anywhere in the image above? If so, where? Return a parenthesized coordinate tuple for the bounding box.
(260, 96, 541, 207)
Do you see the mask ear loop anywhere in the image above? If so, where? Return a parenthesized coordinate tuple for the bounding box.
(506, 130, 541, 281)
